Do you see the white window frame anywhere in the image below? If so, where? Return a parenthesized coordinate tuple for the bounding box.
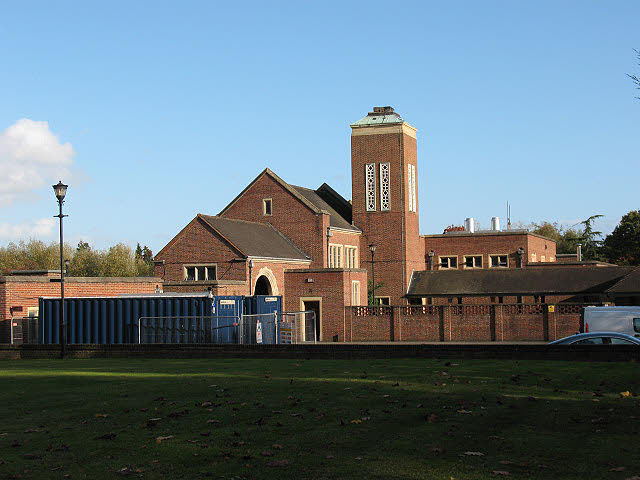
(409, 164, 417, 212)
(380, 162, 390, 211)
(531, 253, 537, 262)
(489, 254, 509, 268)
(263, 198, 272, 216)
(407, 164, 413, 212)
(351, 280, 361, 306)
(329, 244, 343, 268)
(439, 256, 458, 270)
(541, 255, 546, 262)
(463, 255, 483, 269)
(344, 246, 358, 268)
(365, 163, 376, 211)
(183, 263, 217, 281)
(375, 296, 391, 306)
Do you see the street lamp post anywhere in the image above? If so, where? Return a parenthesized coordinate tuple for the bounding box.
(53, 181, 68, 358)
(368, 243, 377, 305)
(248, 259, 254, 295)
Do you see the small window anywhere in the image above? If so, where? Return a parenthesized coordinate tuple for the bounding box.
(531, 253, 537, 262)
(376, 297, 390, 306)
(206, 266, 217, 280)
(464, 255, 482, 269)
(197, 266, 206, 281)
(351, 281, 360, 306)
(263, 198, 272, 216)
(633, 318, 640, 333)
(517, 296, 523, 304)
(498, 296, 504, 304)
(185, 266, 196, 281)
(490, 255, 508, 268)
(457, 297, 463, 304)
(541, 255, 546, 262)
(439, 256, 458, 269)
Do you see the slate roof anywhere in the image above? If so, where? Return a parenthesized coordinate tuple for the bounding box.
(290, 185, 358, 231)
(605, 267, 640, 294)
(407, 266, 636, 297)
(198, 215, 310, 261)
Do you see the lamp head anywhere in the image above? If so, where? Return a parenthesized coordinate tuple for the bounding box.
(53, 181, 68, 202)
(368, 243, 377, 255)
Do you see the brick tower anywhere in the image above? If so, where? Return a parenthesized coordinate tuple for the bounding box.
(351, 107, 425, 305)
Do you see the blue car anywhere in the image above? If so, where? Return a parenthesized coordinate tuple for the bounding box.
(548, 332, 640, 345)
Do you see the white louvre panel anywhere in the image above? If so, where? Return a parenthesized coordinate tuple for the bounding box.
(365, 163, 376, 211)
(411, 164, 416, 212)
(380, 163, 390, 211)
(407, 164, 414, 212)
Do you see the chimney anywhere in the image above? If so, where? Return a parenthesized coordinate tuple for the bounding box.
(427, 250, 435, 270)
(464, 218, 475, 233)
(577, 244, 583, 262)
(491, 217, 501, 231)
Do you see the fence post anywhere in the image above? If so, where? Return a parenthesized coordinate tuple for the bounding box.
(138, 319, 142, 345)
(274, 311, 278, 345)
(389, 307, 395, 342)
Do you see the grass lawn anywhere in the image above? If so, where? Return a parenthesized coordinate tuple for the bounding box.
(0, 358, 638, 480)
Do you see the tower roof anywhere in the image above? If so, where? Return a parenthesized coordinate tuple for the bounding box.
(350, 106, 404, 127)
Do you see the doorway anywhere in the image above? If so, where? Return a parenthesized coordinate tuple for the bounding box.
(254, 275, 272, 295)
(301, 299, 321, 342)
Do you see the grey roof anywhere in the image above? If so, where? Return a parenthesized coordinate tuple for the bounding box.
(198, 215, 310, 261)
(351, 106, 405, 127)
(407, 266, 636, 297)
(606, 268, 640, 294)
(290, 185, 358, 231)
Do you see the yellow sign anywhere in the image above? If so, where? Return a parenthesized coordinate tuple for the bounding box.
(548, 305, 555, 312)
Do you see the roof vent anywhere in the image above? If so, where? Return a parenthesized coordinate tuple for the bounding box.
(464, 217, 475, 233)
(369, 106, 394, 116)
(491, 217, 501, 231)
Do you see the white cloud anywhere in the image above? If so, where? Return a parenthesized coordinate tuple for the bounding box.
(0, 119, 75, 206)
(0, 218, 56, 240)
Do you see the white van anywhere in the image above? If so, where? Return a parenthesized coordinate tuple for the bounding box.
(582, 306, 640, 338)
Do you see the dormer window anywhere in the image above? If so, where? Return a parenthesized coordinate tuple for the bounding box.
(263, 198, 272, 216)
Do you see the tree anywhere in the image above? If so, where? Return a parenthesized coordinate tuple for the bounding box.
(527, 221, 582, 255)
(602, 210, 640, 265)
(629, 49, 640, 100)
(578, 215, 604, 261)
(134, 243, 154, 276)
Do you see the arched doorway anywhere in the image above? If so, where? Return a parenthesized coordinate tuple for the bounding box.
(254, 275, 273, 295)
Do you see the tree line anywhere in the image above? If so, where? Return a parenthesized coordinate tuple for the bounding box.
(0, 240, 155, 276)
(527, 210, 640, 265)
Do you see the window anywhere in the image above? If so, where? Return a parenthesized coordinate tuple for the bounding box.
(380, 163, 390, 211)
(490, 255, 508, 268)
(464, 255, 482, 269)
(263, 198, 272, 216)
(541, 255, 546, 262)
(365, 163, 376, 211)
(375, 296, 390, 306)
(407, 164, 417, 213)
(439, 256, 458, 269)
(531, 253, 537, 262)
(329, 244, 342, 268)
(344, 246, 358, 268)
(351, 281, 360, 306)
(184, 264, 217, 281)
(549, 256, 555, 262)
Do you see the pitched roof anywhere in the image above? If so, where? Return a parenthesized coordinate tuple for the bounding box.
(219, 168, 358, 232)
(198, 215, 310, 261)
(407, 266, 636, 297)
(606, 267, 640, 294)
(290, 185, 358, 231)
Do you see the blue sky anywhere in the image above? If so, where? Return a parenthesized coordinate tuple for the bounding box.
(1, 1, 638, 255)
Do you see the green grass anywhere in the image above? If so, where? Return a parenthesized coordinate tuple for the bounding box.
(0, 358, 639, 479)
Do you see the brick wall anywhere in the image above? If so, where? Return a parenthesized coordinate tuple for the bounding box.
(155, 217, 246, 282)
(284, 268, 367, 342)
(345, 304, 584, 342)
(423, 232, 556, 271)
(220, 173, 327, 268)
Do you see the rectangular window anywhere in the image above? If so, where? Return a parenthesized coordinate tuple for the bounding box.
(490, 255, 508, 268)
(329, 244, 343, 268)
(344, 246, 358, 268)
(407, 164, 416, 213)
(439, 256, 458, 269)
(380, 163, 390, 211)
(351, 281, 360, 306)
(184, 264, 217, 281)
(541, 255, 546, 262)
(410, 164, 416, 212)
(531, 253, 537, 262)
(365, 163, 376, 211)
(549, 256, 555, 262)
(376, 296, 390, 306)
(464, 255, 482, 269)
(263, 198, 272, 216)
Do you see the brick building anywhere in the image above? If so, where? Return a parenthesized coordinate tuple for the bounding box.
(0, 270, 162, 343)
(155, 106, 639, 341)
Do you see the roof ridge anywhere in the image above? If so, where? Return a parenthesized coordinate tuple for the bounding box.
(200, 214, 276, 229)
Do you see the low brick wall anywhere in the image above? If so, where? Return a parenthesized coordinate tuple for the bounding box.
(0, 343, 638, 362)
(346, 304, 583, 342)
